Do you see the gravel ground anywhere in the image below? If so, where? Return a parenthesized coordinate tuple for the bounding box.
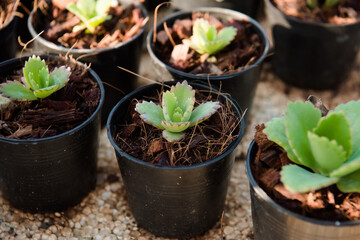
(1, 5, 360, 240)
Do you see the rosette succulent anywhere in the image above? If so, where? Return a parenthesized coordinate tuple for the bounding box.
(183, 18, 237, 55)
(264, 100, 360, 193)
(135, 81, 220, 142)
(0, 55, 71, 101)
(307, 0, 341, 9)
(66, 0, 113, 33)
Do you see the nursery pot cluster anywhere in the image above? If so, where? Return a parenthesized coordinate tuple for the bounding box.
(0, 55, 104, 212)
(107, 81, 245, 238)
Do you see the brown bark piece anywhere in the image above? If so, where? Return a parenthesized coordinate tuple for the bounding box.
(147, 140, 165, 155)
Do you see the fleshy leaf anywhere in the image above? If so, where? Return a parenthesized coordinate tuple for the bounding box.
(313, 112, 352, 158)
(170, 81, 195, 112)
(333, 100, 360, 155)
(189, 101, 221, 127)
(330, 149, 360, 178)
(307, 0, 318, 8)
(337, 169, 360, 193)
(33, 85, 59, 99)
(0, 81, 37, 101)
(161, 121, 190, 133)
(87, 14, 112, 30)
(49, 67, 71, 90)
(135, 101, 164, 129)
(162, 130, 184, 142)
(0, 95, 11, 110)
(285, 101, 321, 169)
(96, 0, 113, 15)
(38, 67, 50, 89)
(162, 91, 177, 122)
(324, 0, 341, 9)
(263, 117, 300, 164)
(181, 98, 195, 122)
(23, 55, 47, 90)
(307, 132, 347, 175)
(281, 165, 339, 193)
(77, 0, 95, 18)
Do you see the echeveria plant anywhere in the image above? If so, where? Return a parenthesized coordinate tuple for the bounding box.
(135, 81, 220, 142)
(183, 18, 237, 55)
(264, 100, 360, 193)
(307, 0, 341, 9)
(0, 55, 71, 101)
(66, 0, 113, 34)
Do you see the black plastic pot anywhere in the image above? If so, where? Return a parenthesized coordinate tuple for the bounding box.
(28, 1, 148, 125)
(172, 0, 260, 18)
(0, 55, 105, 213)
(266, 0, 360, 90)
(147, 7, 269, 121)
(107, 81, 245, 238)
(246, 141, 360, 240)
(144, 0, 168, 11)
(16, 0, 33, 45)
(0, 0, 18, 62)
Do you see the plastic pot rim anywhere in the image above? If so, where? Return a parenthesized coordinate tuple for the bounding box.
(246, 140, 360, 227)
(146, 7, 270, 80)
(107, 81, 246, 171)
(0, 54, 105, 143)
(266, 0, 360, 28)
(27, 1, 149, 54)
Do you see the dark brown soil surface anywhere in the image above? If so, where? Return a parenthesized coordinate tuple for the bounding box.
(272, 0, 360, 24)
(252, 124, 360, 221)
(0, 0, 17, 27)
(0, 57, 101, 139)
(153, 12, 265, 75)
(115, 90, 241, 166)
(32, 0, 146, 49)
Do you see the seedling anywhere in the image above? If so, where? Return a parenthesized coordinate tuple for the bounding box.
(264, 100, 360, 193)
(66, 0, 113, 34)
(307, 0, 341, 9)
(183, 18, 237, 55)
(0, 55, 71, 101)
(135, 81, 220, 142)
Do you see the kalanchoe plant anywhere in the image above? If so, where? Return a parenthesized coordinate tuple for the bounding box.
(307, 0, 341, 9)
(183, 18, 237, 55)
(264, 100, 360, 193)
(135, 81, 221, 142)
(0, 55, 71, 101)
(66, 0, 113, 34)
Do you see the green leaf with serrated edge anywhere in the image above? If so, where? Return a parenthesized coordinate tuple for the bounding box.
(162, 130, 184, 142)
(33, 85, 59, 99)
(313, 112, 352, 158)
(49, 67, 71, 90)
(172, 107, 183, 123)
(181, 98, 195, 122)
(87, 14, 111, 30)
(23, 56, 47, 90)
(0, 81, 37, 101)
(189, 101, 220, 127)
(330, 149, 360, 178)
(307, 132, 347, 175)
(162, 91, 177, 122)
(337, 169, 360, 193)
(170, 81, 195, 112)
(217, 26, 237, 44)
(263, 117, 301, 164)
(333, 100, 360, 155)
(281, 165, 339, 193)
(161, 120, 190, 133)
(285, 101, 321, 169)
(38, 67, 49, 89)
(135, 101, 164, 129)
(77, 0, 96, 18)
(95, 0, 113, 15)
(67, 3, 96, 33)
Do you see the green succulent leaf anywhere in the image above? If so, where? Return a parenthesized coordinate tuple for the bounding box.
(77, 0, 95, 18)
(96, 0, 113, 15)
(330, 149, 360, 178)
(337, 169, 360, 193)
(49, 67, 71, 90)
(170, 81, 195, 112)
(23, 55, 48, 89)
(307, 131, 347, 175)
(183, 18, 237, 55)
(263, 117, 300, 164)
(162, 130, 185, 142)
(161, 120, 191, 133)
(281, 165, 339, 193)
(333, 100, 360, 155)
(323, 0, 341, 9)
(162, 91, 178, 122)
(285, 101, 321, 169)
(189, 101, 221, 127)
(307, 0, 318, 8)
(313, 112, 352, 158)
(0, 81, 37, 101)
(135, 101, 165, 129)
(33, 85, 59, 99)
(0, 95, 11, 110)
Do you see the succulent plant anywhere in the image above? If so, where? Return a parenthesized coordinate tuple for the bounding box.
(135, 81, 220, 142)
(183, 18, 237, 55)
(264, 100, 360, 193)
(307, 0, 341, 9)
(66, 0, 113, 34)
(0, 55, 71, 101)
